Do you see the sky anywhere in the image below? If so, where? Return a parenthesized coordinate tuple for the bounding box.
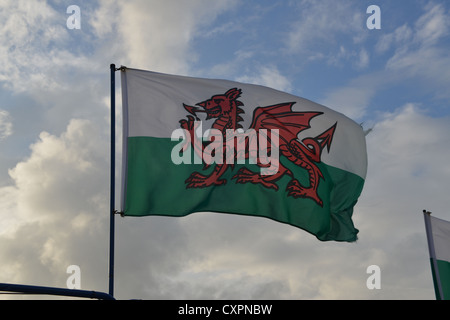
(0, 0, 450, 300)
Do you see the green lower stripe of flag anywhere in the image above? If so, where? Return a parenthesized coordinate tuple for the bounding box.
(430, 258, 450, 300)
(122, 137, 364, 242)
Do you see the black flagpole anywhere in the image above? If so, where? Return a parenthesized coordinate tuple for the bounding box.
(109, 64, 117, 297)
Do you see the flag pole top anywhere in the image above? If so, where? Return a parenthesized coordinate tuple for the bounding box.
(111, 64, 126, 72)
(423, 209, 432, 215)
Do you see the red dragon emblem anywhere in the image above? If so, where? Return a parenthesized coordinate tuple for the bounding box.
(179, 88, 336, 207)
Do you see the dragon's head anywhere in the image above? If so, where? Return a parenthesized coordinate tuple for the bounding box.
(183, 88, 243, 120)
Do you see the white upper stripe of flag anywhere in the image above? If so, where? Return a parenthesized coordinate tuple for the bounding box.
(430, 215, 450, 262)
(121, 68, 367, 179)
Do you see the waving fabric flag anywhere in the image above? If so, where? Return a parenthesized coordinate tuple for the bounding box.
(120, 67, 367, 242)
(424, 212, 450, 300)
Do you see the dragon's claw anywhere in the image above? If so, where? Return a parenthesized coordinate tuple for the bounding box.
(286, 180, 323, 207)
(185, 172, 226, 188)
(232, 168, 279, 190)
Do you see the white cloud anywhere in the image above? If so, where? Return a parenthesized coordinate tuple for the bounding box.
(320, 72, 381, 120)
(236, 65, 292, 93)
(3, 118, 108, 224)
(0, 0, 236, 94)
(360, 103, 450, 235)
(104, 0, 237, 74)
(357, 49, 370, 69)
(376, 24, 413, 53)
(0, 0, 101, 94)
(415, 3, 450, 46)
(0, 118, 110, 292)
(286, 0, 366, 61)
(369, 104, 450, 181)
(352, 104, 450, 298)
(381, 3, 450, 99)
(321, 87, 371, 120)
(323, 2, 450, 121)
(327, 46, 370, 70)
(89, 0, 120, 38)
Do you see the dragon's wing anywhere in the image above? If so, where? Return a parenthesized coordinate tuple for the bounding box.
(249, 102, 322, 144)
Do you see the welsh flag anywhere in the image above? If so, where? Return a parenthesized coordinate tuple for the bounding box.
(120, 68, 367, 242)
(424, 212, 450, 300)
